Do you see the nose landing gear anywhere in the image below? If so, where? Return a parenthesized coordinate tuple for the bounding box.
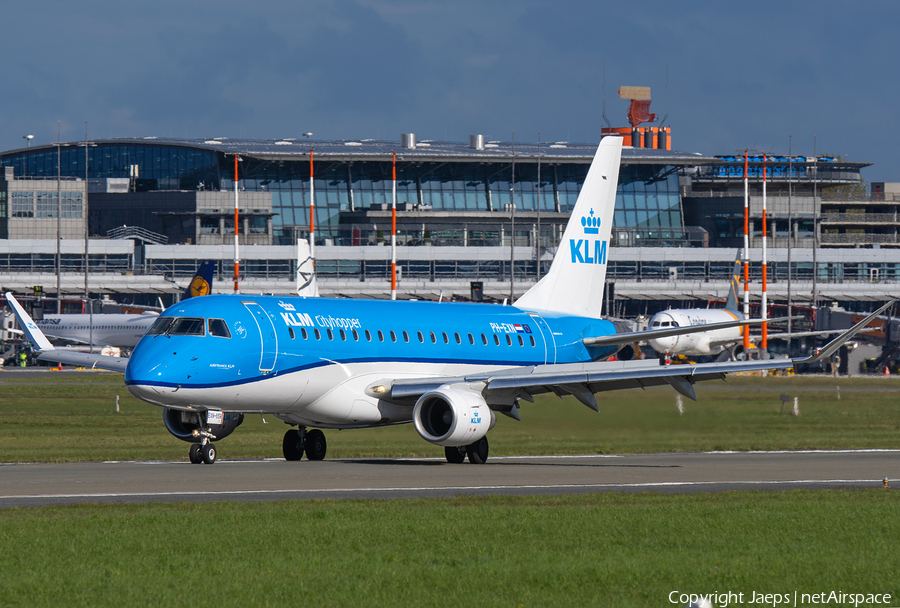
(188, 427, 218, 465)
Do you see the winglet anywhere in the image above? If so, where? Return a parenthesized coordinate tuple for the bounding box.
(4, 292, 54, 351)
(794, 299, 896, 365)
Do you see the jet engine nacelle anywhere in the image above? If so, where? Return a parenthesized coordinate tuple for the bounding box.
(163, 408, 244, 443)
(412, 387, 496, 447)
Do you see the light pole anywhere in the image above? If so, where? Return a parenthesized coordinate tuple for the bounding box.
(56, 123, 62, 313)
(78, 125, 96, 300)
(509, 133, 516, 303)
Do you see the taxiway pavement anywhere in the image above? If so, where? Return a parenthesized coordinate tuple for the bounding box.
(1, 450, 897, 508)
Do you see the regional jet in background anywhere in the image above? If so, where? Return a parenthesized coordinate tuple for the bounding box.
(646, 256, 865, 360)
(6, 138, 888, 466)
(5, 261, 215, 351)
(647, 255, 752, 359)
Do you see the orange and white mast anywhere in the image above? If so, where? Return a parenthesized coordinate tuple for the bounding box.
(309, 150, 315, 275)
(233, 154, 240, 293)
(742, 150, 750, 351)
(391, 151, 397, 301)
(761, 153, 768, 351)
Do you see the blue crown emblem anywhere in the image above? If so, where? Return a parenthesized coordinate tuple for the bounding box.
(581, 208, 600, 234)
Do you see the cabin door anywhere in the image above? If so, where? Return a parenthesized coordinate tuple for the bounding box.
(527, 313, 556, 364)
(242, 301, 278, 373)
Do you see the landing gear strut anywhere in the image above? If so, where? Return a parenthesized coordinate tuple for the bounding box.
(282, 427, 327, 461)
(444, 437, 489, 464)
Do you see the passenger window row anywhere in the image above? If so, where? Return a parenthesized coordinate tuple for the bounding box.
(287, 325, 537, 347)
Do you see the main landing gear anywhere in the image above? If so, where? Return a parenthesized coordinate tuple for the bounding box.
(188, 427, 217, 465)
(282, 427, 327, 461)
(444, 437, 489, 464)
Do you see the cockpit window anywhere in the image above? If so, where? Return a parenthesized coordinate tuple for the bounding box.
(147, 317, 175, 335)
(208, 318, 231, 338)
(148, 317, 206, 336)
(168, 317, 206, 336)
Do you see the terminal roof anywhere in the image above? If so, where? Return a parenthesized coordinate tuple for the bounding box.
(12, 136, 717, 166)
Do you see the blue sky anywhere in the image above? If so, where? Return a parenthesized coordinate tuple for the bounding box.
(3, 0, 899, 181)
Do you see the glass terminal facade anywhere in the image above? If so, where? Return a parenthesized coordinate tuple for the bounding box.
(0, 141, 682, 245)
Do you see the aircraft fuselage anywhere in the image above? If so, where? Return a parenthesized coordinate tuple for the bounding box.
(125, 295, 617, 428)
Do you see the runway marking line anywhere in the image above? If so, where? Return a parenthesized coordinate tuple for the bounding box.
(0, 479, 887, 501)
(1, 449, 895, 467)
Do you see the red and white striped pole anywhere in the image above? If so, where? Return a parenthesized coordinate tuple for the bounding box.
(761, 153, 768, 351)
(391, 151, 397, 301)
(742, 150, 750, 351)
(233, 154, 240, 294)
(309, 150, 315, 276)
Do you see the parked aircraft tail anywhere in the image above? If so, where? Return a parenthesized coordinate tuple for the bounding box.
(184, 260, 215, 300)
(515, 136, 622, 318)
(723, 252, 741, 313)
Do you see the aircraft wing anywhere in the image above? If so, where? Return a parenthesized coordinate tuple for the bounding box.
(707, 328, 875, 350)
(390, 301, 894, 412)
(4, 292, 129, 373)
(36, 350, 129, 371)
(583, 315, 799, 348)
(389, 357, 792, 412)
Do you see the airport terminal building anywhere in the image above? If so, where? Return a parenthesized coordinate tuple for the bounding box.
(0, 133, 892, 313)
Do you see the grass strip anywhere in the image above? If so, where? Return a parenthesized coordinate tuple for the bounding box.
(1, 374, 899, 462)
(0, 489, 897, 607)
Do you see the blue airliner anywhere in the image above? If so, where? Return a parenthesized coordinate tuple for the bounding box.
(6, 138, 889, 465)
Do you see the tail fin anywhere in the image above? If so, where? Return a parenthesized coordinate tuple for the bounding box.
(723, 252, 741, 312)
(183, 260, 215, 300)
(514, 137, 623, 317)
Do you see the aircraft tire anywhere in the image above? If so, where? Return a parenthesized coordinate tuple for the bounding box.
(305, 429, 327, 461)
(466, 437, 489, 464)
(189, 443, 203, 464)
(282, 429, 305, 461)
(201, 443, 217, 465)
(444, 446, 466, 464)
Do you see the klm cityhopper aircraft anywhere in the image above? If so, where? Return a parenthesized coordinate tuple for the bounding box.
(6, 138, 890, 466)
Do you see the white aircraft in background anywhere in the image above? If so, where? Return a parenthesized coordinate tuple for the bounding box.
(647, 257, 859, 359)
(4, 261, 215, 351)
(647, 256, 748, 358)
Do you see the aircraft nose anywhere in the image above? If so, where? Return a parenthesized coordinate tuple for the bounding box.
(124, 337, 168, 385)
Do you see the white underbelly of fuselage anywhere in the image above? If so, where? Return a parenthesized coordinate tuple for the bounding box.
(127, 360, 513, 429)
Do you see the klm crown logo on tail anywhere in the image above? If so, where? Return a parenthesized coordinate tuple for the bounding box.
(569, 208, 608, 265)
